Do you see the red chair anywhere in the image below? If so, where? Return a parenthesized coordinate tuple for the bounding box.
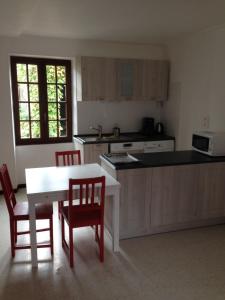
(0, 164, 54, 257)
(55, 150, 81, 167)
(55, 150, 81, 219)
(61, 176, 105, 268)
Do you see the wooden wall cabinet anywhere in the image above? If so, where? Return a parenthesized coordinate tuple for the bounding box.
(116, 59, 143, 101)
(74, 141, 108, 164)
(76, 56, 116, 101)
(76, 56, 169, 102)
(142, 60, 169, 101)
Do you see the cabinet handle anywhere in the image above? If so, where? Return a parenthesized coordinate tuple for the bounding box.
(123, 143, 132, 148)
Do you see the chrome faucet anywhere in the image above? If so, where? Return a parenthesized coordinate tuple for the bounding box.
(89, 125, 103, 139)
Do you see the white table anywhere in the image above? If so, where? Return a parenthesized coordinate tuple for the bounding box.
(25, 163, 120, 267)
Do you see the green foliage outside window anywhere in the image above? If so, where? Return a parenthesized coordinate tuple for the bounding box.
(17, 64, 66, 139)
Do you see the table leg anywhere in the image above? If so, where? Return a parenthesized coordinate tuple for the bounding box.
(112, 188, 120, 252)
(28, 199, 38, 267)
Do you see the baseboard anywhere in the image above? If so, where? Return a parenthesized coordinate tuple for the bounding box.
(16, 184, 26, 192)
(0, 183, 26, 194)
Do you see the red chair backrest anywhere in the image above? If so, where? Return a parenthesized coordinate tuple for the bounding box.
(0, 164, 16, 217)
(55, 150, 81, 166)
(68, 176, 105, 221)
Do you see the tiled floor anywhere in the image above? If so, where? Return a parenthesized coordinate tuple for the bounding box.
(1, 189, 225, 300)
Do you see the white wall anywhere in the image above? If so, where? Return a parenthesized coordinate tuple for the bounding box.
(163, 27, 225, 150)
(0, 45, 17, 187)
(0, 35, 167, 185)
(16, 143, 73, 183)
(77, 101, 161, 134)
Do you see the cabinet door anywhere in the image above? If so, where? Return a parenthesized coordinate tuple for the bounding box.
(151, 165, 198, 227)
(81, 57, 105, 101)
(197, 163, 225, 219)
(156, 60, 169, 101)
(83, 143, 108, 164)
(142, 60, 169, 102)
(104, 58, 117, 101)
(116, 59, 143, 101)
(118, 169, 151, 238)
(79, 56, 116, 101)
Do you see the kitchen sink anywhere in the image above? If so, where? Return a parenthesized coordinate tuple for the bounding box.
(76, 135, 129, 143)
(76, 136, 109, 143)
(80, 136, 100, 142)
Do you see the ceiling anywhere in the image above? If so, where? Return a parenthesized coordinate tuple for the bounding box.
(1, 0, 225, 44)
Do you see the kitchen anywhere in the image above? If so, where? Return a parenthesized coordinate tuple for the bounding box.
(72, 53, 225, 242)
(1, 1, 225, 299)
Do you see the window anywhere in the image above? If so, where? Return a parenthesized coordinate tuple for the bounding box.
(10, 56, 72, 145)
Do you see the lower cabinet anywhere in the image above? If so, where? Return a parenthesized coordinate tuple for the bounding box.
(117, 169, 151, 238)
(151, 165, 199, 226)
(150, 163, 225, 230)
(74, 141, 108, 164)
(111, 162, 225, 239)
(197, 163, 225, 219)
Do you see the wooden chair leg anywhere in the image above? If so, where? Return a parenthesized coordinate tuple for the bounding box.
(14, 220, 17, 244)
(58, 202, 61, 220)
(61, 215, 65, 248)
(95, 225, 98, 241)
(50, 217, 54, 255)
(10, 219, 15, 258)
(100, 224, 104, 262)
(69, 227, 74, 268)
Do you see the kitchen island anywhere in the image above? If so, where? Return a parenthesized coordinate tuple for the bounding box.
(100, 151, 225, 239)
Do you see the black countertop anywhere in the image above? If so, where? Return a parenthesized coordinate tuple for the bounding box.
(100, 150, 225, 170)
(74, 132, 175, 144)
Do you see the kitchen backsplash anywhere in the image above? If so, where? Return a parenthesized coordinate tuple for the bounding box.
(76, 100, 162, 134)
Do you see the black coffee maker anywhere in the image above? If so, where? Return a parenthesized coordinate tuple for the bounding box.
(141, 117, 155, 136)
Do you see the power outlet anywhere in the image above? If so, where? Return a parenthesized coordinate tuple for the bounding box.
(203, 115, 210, 129)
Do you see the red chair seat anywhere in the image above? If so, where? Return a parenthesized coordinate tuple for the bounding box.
(13, 202, 53, 221)
(62, 204, 101, 227)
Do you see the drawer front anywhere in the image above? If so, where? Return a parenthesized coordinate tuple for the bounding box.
(110, 142, 144, 152)
(92, 143, 107, 151)
(144, 140, 174, 152)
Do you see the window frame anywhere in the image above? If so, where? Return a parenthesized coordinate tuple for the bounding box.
(10, 56, 72, 146)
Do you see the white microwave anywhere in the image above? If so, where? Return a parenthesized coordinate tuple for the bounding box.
(192, 131, 225, 156)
